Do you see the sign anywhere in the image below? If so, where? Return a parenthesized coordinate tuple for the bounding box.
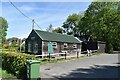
(48, 42, 53, 54)
(31, 37, 35, 40)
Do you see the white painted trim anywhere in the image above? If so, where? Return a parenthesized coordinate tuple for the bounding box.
(28, 43, 31, 52)
(33, 43, 38, 54)
(63, 43, 68, 48)
(34, 30, 44, 40)
(42, 41, 44, 58)
(75, 37, 82, 43)
(73, 44, 77, 48)
(52, 42, 57, 48)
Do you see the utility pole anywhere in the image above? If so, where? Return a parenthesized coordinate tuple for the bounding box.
(32, 19, 34, 30)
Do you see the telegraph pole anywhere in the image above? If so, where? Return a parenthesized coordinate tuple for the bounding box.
(32, 19, 34, 30)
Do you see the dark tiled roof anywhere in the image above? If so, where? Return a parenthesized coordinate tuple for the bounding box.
(34, 29, 81, 44)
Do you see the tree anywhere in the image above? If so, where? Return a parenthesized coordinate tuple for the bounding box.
(0, 17, 8, 45)
(80, 1, 120, 53)
(46, 24, 53, 32)
(52, 27, 63, 34)
(62, 13, 83, 35)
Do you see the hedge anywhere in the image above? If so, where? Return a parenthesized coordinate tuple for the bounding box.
(2, 52, 38, 80)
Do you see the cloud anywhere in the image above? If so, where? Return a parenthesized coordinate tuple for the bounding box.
(34, 14, 67, 24)
(3, 0, 94, 2)
(19, 5, 36, 12)
(3, 2, 90, 39)
(19, 5, 75, 13)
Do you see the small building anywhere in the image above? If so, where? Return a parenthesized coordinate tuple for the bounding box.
(5, 37, 21, 45)
(25, 29, 82, 55)
(97, 41, 106, 53)
(7, 37, 19, 43)
(77, 35, 106, 53)
(3, 42, 12, 47)
(81, 41, 98, 52)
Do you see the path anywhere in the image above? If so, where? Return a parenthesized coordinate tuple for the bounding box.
(40, 54, 119, 79)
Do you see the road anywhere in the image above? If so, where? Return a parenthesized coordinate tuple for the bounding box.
(40, 54, 119, 79)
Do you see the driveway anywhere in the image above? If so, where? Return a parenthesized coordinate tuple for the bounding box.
(40, 54, 119, 79)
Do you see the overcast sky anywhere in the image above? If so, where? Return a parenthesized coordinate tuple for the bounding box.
(2, 2, 91, 39)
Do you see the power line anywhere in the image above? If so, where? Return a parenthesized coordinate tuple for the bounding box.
(34, 21, 42, 30)
(8, 0, 42, 30)
(8, 0, 32, 20)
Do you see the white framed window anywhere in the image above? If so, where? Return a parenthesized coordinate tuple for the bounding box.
(42, 41, 45, 46)
(52, 42, 57, 48)
(34, 43, 38, 53)
(28, 43, 31, 52)
(73, 44, 77, 48)
(63, 43, 68, 48)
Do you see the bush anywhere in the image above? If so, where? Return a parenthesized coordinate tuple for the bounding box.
(18, 46, 25, 52)
(2, 52, 38, 80)
(0, 68, 17, 78)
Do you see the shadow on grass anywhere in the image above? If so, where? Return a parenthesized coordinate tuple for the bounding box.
(54, 63, 120, 80)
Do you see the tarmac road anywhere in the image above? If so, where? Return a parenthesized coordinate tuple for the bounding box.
(40, 54, 119, 79)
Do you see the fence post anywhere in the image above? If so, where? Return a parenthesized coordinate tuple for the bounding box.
(77, 51, 79, 58)
(65, 52, 66, 59)
(49, 53, 50, 61)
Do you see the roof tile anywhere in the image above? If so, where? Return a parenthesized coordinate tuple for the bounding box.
(34, 29, 81, 43)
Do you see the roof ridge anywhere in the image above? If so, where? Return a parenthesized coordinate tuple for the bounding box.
(34, 29, 44, 40)
(34, 29, 74, 37)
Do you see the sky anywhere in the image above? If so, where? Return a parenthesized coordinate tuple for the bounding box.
(2, 2, 91, 39)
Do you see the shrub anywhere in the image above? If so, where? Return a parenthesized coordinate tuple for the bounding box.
(2, 52, 38, 80)
(0, 68, 17, 78)
(18, 45, 25, 52)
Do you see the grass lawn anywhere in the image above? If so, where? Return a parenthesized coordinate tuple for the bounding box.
(0, 68, 16, 78)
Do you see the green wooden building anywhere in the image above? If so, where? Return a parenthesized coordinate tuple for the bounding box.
(25, 29, 82, 55)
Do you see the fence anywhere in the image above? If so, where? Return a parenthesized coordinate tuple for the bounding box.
(35, 50, 98, 60)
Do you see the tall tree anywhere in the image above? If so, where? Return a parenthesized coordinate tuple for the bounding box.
(46, 24, 53, 32)
(52, 27, 63, 34)
(62, 13, 83, 35)
(80, 1, 120, 53)
(0, 17, 8, 45)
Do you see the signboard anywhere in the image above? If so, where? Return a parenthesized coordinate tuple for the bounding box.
(31, 37, 35, 40)
(48, 42, 53, 54)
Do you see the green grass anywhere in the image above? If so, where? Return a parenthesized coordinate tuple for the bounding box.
(0, 68, 16, 78)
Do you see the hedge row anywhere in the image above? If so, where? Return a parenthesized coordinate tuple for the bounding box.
(2, 52, 38, 80)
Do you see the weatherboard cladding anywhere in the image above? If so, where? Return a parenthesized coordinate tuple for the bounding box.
(34, 29, 80, 43)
